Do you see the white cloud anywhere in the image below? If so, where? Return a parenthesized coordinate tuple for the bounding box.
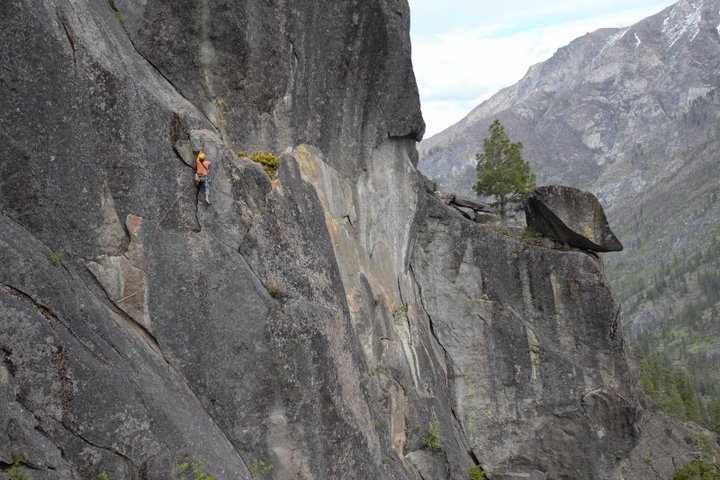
(419, 98, 487, 137)
(410, 1, 676, 137)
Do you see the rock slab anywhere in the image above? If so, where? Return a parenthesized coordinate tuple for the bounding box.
(524, 185, 623, 252)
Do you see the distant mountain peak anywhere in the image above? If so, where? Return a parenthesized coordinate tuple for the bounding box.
(419, 0, 720, 204)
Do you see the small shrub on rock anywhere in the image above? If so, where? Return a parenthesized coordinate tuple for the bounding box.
(266, 284, 282, 299)
(238, 151, 281, 178)
(3, 460, 29, 480)
(521, 226, 543, 245)
(171, 461, 215, 480)
(422, 419, 442, 452)
(672, 433, 720, 480)
(392, 303, 409, 324)
(251, 459, 273, 477)
(469, 465, 486, 480)
(45, 247, 64, 266)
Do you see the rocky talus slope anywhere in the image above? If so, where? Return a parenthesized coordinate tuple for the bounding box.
(418, 0, 720, 398)
(0, 1, 700, 479)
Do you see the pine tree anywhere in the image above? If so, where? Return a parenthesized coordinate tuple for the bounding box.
(674, 368, 704, 424)
(474, 119, 536, 219)
(672, 432, 720, 480)
(709, 397, 720, 436)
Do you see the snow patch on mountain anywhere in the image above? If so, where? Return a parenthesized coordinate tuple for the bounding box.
(687, 86, 713, 104)
(662, 1, 702, 48)
(601, 28, 629, 55)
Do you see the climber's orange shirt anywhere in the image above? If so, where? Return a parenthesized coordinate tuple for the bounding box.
(196, 157, 210, 175)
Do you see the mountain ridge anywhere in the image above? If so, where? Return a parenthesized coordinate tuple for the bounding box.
(420, 0, 720, 204)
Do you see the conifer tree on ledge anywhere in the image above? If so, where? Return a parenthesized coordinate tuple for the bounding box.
(474, 119, 536, 219)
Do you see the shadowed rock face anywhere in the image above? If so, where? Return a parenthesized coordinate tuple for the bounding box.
(411, 195, 639, 479)
(0, 1, 667, 479)
(525, 185, 624, 252)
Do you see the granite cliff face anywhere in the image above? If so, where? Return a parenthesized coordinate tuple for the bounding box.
(0, 1, 670, 479)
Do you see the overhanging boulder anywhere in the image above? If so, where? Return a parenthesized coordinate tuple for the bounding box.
(524, 185, 623, 252)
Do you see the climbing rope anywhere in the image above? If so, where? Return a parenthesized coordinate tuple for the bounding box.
(145, 176, 198, 270)
(111, 176, 198, 305)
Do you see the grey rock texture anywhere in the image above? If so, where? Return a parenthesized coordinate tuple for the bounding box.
(411, 194, 639, 479)
(432, 192, 494, 223)
(0, 1, 689, 479)
(525, 185, 623, 252)
(115, 0, 425, 177)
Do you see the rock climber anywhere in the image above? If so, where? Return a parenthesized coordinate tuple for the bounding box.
(194, 151, 212, 204)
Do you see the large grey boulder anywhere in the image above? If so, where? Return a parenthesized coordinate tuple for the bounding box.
(524, 185, 623, 252)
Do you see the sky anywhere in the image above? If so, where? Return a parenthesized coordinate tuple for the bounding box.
(409, 0, 678, 137)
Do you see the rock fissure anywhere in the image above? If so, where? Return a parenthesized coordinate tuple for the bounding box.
(86, 322, 127, 363)
(79, 265, 163, 361)
(449, 403, 481, 465)
(57, 11, 76, 65)
(1, 283, 114, 369)
(385, 372, 408, 398)
(48, 416, 137, 468)
(193, 193, 202, 232)
(3, 281, 58, 328)
(407, 262, 451, 367)
(111, 9, 220, 136)
(289, 39, 300, 65)
(609, 302, 622, 341)
(405, 263, 481, 468)
(396, 277, 405, 305)
(146, 345, 253, 476)
(235, 248, 269, 295)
